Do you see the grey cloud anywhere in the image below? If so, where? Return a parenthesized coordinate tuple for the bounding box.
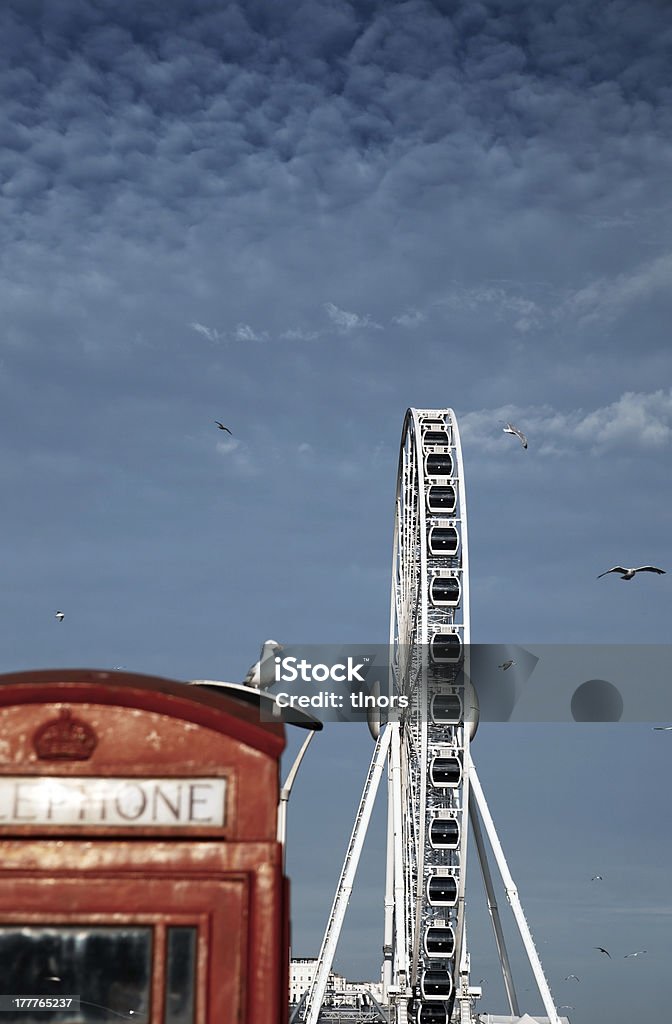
(214, 435, 258, 476)
(392, 309, 426, 328)
(232, 322, 268, 342)
(280, 327, 321, 341)
(324, 302, 382, 332)
(188, 321, 221, 343)
(424, 248, 672, 342)
(438, 284, 545, 333)
(0, 23, 665, 404)
(459, 389, 672, 456)
(2, 0, 670, 256)
(188, 321, 268, 343)
(558, 254, 672, 327)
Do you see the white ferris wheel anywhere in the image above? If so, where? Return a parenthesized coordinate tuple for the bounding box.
(299, 409, 564, 1024)
(385, 407, 474, 1022)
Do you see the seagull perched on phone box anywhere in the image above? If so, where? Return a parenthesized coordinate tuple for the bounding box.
(244, 640, 284, 690)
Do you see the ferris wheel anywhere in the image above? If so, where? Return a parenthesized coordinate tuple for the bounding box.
(300, 408, 563, 1024)
(384, 408, 473, 1023)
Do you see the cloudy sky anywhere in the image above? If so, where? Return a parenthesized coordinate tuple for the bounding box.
(1, 1, 671, 1021)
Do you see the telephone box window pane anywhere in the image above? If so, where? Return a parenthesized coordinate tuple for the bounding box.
(165, 927, 197, 1024)
(0, 926, 152, 1022)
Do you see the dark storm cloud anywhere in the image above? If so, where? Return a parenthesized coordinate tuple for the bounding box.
(0, 0, 669, 396)
(2, 0, 671, 240)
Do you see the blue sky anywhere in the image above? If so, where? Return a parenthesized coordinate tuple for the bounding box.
(1, 1, 671, 1021)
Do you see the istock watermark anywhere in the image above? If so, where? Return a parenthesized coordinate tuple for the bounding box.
(274, 656, 369, 684)
(257, 643, 672, 725)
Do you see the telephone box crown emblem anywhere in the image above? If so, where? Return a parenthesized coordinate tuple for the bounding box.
(33, 708, 98, 761)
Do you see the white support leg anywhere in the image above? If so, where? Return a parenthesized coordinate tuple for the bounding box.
(468, 755, 561, 1024)
(383, 739, 396, 1000)
(389, 721, 408, 986)
(468, 787, 520, 1017)
(303, 727, 393, 1024)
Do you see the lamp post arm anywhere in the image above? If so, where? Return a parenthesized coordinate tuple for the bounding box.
(277, 729, 317, 849)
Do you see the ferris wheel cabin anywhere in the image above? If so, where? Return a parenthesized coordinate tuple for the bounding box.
(416, 1005, 448, 1024)
(429, 574, 461, 607)
(429, 631, 463, 664)
(421, 418, 452, 447)
(426, 872, 458, 907)
(424, 923, 455, 958)
(428, 814, 460, 850)
(427, 525, 459, 557)
(426, 484, 457, 514)
(424, 452, 454, 478)
(430, 693, 462, 724)
(420, 967, 453, 1001)
(429, 755, 462, 788)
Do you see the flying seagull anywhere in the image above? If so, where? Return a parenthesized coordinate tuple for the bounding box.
(597, 565, 666, 580)
(595, 946, 611, 958)
(624, 950, 646, 958)
(214, 421, 232, 434)
(503, 423, 528, 449)
(564, 974, 580, 982)
(591, 874, 603, 881)
(244, 639, 284, 690)
(653, 725, 672, 731)
(55, 611, 65, 622)
(498, 659, 515, 671)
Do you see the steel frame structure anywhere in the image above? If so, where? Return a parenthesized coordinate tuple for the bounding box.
(300, 408, 563, 1024)
(385, 408, 471, 1023)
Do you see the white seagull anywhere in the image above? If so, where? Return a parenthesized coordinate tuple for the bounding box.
(624, 950, 647, 958)
(591, 874, 603, 881)
(55, 611, 65, 622)
(597, 565, 666, 580)
(564, 974, 580, 982)
(244, 639, 284, 690)
(498, 659, 516, 671)
(653, 725, 672, 731)
(214, 421, 232, 434)
(503, 422, 528, 449)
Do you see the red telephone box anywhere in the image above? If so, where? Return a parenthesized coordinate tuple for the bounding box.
(0, 668, 290, 1024)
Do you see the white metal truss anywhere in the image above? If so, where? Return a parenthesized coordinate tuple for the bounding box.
(468, 757, 561, 1024)
(298, 408, 564, 1024)
(303, 728, 392, 1024)
(387, 409, 471, 1023)
(468, 786, 520, 1018)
